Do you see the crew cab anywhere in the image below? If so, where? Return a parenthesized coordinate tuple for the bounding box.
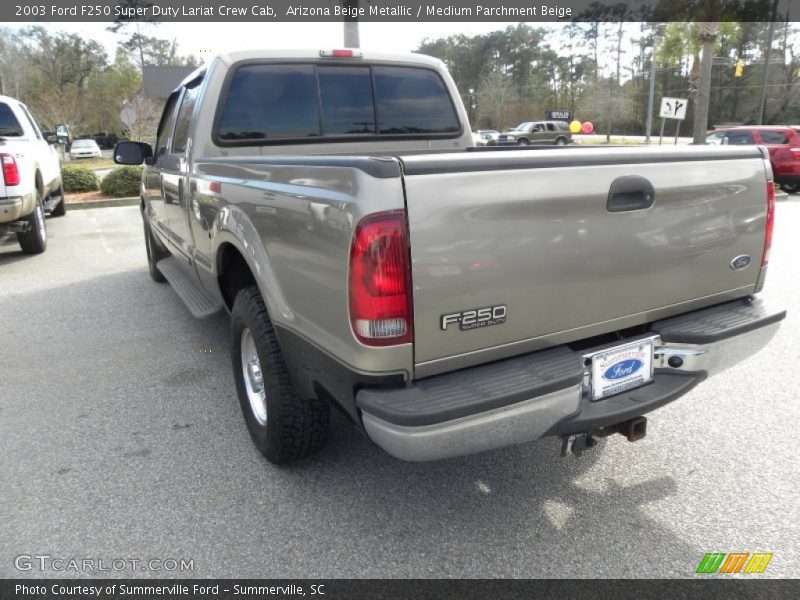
(0, 95, 65, 254)
(114, 50, 785, 464)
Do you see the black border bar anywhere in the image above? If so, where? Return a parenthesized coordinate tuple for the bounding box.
(3, 579, 800, 600)
(3, 0, 799, 23)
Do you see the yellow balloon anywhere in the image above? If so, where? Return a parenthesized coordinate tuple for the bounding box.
(569, 120, 582, 133)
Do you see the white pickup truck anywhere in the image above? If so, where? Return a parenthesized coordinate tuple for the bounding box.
(0, 95, 65, 254)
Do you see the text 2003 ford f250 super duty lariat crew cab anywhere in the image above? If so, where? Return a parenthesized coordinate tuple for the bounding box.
(114, 49, 786, 464)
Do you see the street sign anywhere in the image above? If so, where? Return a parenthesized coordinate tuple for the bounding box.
(659, 97, 688, 120)
(120, 107, 136, 128)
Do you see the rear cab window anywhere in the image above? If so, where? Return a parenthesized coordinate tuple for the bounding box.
(0, 103, 24, 137)
(214, 62, 460, 144)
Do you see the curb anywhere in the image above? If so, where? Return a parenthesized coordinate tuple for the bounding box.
(65, 197, 139, 210)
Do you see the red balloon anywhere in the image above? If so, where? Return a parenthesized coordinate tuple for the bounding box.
(581, 121, 594, 134)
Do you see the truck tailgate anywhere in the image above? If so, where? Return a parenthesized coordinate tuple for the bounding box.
(400, 146, 771, 377)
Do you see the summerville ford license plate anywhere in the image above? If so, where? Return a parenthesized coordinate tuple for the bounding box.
(589, 337, 656, 401)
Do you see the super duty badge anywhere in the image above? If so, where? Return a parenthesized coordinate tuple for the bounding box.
(441, 305, 507, 331)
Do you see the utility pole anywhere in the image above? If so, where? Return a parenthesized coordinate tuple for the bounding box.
(757, 0, 780, 125)
(645, 41, 657, 143)
(692, 22, 720, 144)
(342, 1, 361, 48)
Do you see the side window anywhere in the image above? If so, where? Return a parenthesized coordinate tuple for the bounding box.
(759, 130, 790, 144)
(155, 93, 180, 157)
(546, 123, 556, 132)
(172, 81, 201, 153)
(726, 131, 755, 145)
(218, 64, 319, 141)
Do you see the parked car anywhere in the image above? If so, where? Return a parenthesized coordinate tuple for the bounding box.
(473, 130, 499, 146)
(0, 94, 64, 254)
(114, 49, 783, 465)
(69, 138, 102, 160)
(706, 126, 800, 193)
(499, 120, 572, 145)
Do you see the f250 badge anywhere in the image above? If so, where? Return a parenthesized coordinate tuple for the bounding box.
(441, 305, 507, 331)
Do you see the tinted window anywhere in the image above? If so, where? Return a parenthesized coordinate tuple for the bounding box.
(318, 66, 375, 135)
(156, 93, 180, 156)
(0, 103, 24, 136)
(218, 64, 320, 141)
(546, 123, 556, 132)
(759, 130, 790, 144)
(726, 130, 755, 145)
(173, 82, 201, 152)
(373, 66, 459, 134)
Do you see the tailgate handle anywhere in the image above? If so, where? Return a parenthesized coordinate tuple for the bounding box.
(607, 176, 655, 212)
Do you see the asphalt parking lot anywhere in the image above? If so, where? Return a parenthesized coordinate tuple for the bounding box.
(1, 200, 798, 579)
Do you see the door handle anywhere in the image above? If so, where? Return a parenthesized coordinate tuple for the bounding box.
(607, 176, 655, 212)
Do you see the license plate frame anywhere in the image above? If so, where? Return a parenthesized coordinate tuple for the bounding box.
(587, 336, 657, 401)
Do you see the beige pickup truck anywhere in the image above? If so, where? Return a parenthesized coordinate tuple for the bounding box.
(114, 49, 785, 464)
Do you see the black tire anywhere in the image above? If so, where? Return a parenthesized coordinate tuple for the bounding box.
(231, 286, 329, 464)
(517, 138, 529, 146)
(780, 183, 799, 194)
(17, 190, 47, 255)
(50, 182, 67, 217)
(555, 137, 568, 146)
(143, 217, 167, 282)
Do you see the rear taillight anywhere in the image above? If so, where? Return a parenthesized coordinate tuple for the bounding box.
(790, 147, 800, 158)
(1, 153, 20, 186)
(349, 211, 413, 346)
(763, 180, 775, 266)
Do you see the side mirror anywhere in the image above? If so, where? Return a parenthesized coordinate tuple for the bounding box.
(114, 141, 153, 165)
(44, 132, 58, 144)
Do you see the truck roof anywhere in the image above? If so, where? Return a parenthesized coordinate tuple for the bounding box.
(214, 48, 444, 69)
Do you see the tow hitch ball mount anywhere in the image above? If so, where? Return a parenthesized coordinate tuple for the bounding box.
(561, 416, 648, 457)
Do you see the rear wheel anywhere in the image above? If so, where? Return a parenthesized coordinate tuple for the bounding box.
(50, 183, 67, 217)
(555, 137, 568, 146)
(143, 217, 168, 282)
(17, 190, 47, 254)
(780, 183, 799, 194)
(231, 286, 329, 464)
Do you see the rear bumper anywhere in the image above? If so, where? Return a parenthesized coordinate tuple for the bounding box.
(0, 196, 25, 224)
(357, 297, 785, 461)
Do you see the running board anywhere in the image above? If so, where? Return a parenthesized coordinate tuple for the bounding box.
(43, 193, 63, 213)
(156, 257, 223, 319)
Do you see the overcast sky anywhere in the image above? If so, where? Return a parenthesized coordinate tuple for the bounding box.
(11, 21, 526, 58)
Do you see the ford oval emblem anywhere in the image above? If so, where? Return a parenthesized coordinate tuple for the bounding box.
(730, 254, 752, 271)
(603, 359, 644, 381)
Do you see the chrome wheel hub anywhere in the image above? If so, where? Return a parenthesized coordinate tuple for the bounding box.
(240, 328, 267, 425)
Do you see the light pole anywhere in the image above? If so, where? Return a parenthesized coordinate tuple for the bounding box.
(468, 88, 475, 127)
